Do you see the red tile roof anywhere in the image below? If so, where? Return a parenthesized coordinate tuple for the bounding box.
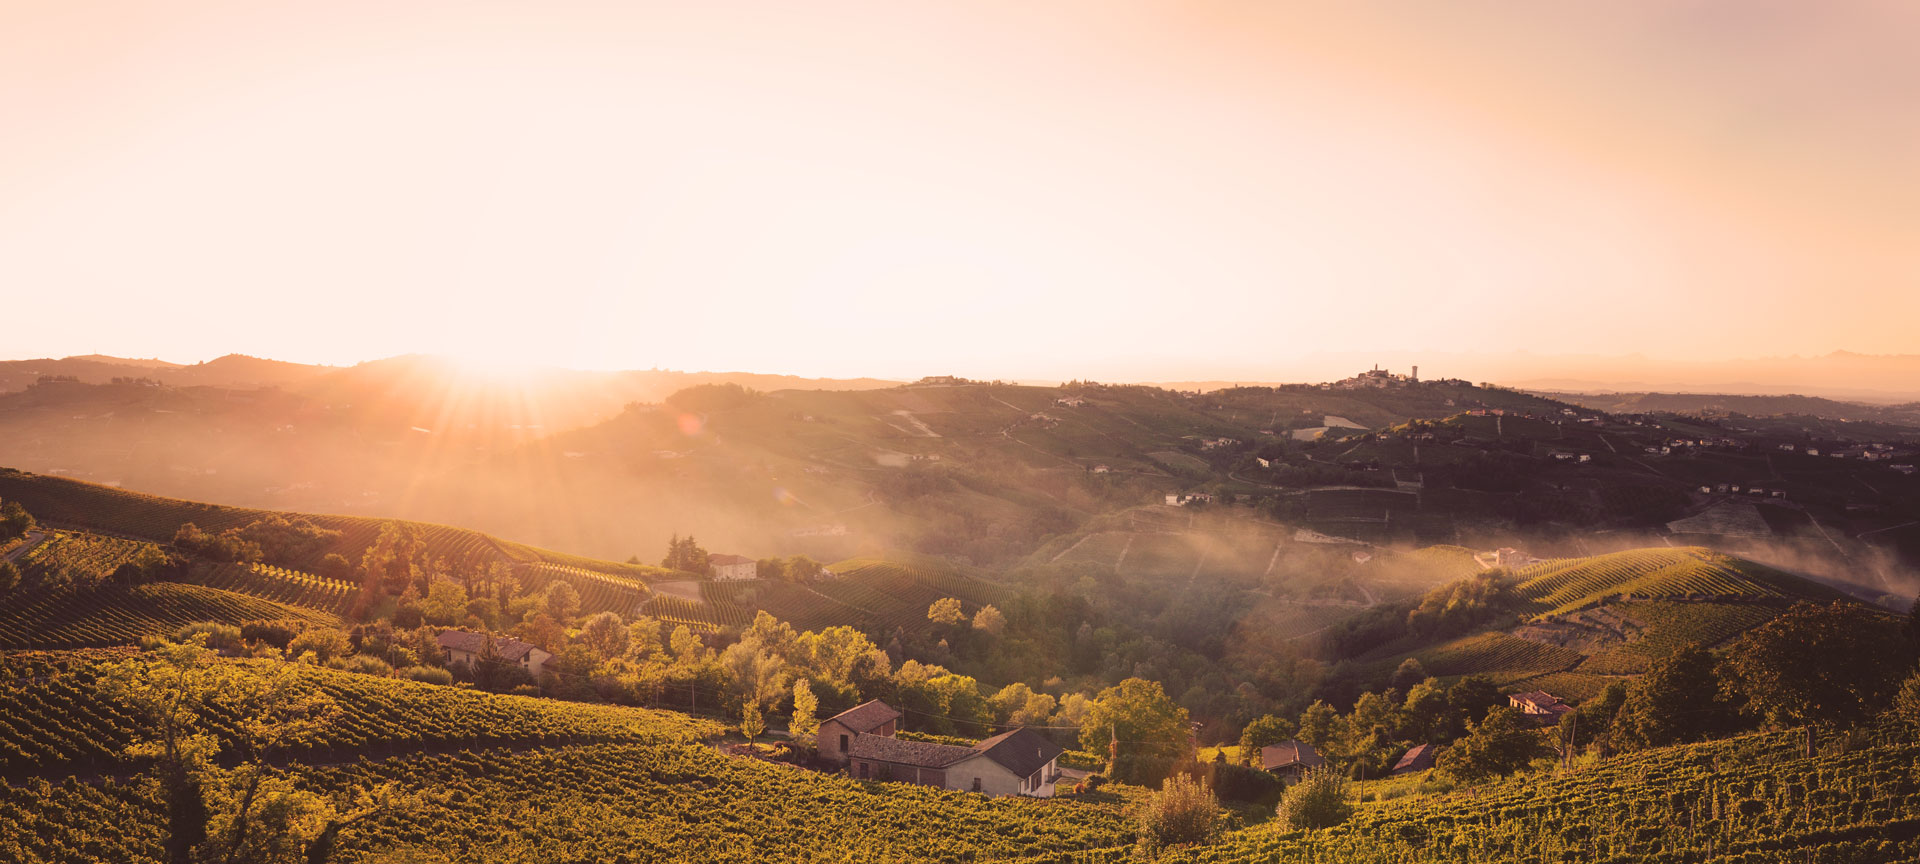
(822, 699, 903, 734)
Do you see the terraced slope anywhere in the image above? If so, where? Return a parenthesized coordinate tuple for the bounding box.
(1513, 547, 1843, 617)
(0, 468, 663, 579)
(0, 650, 720, 775)
(1154, 730, 1920, 864)
(1363, 546, 1877, 700)
(0, 584, 334, 649)
(0, 649, 1134, 864)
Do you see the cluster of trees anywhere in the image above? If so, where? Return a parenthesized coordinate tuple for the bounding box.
(99, 637, 421, 864)
(1326, 571, 1518, 659)
(172, 516, 342, 567)
(755, 554, 826, 582)
(1239, 600, 1920, 797)
(1237, 660, 1507, 780)
(0, 498, 33, 541)
(659, 535, 709, 573)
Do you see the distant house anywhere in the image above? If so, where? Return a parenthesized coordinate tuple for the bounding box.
(708, 554, 757, 581)
(1260, 740, 1326, 781)
(1391, 743, 1436, 776)
(1892, 465, 1916, 476)
(1352, 551, 1373, 565)
(835, 702, 1064, 797)
(1509, 691, 1574, 725)
(818, 700, 902, 766)
(436, 630, 551, 678)
(1054, 396, 1086, 408)
(1165, 492, 1213, 506)
(1091, 464, 1111, 474)
(1495, 548, 1539, 569)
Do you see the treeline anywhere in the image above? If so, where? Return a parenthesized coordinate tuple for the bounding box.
(1325, 570, 1519, 658)
(1233, 599, 1920, 796)
(172, 515, 343, 567)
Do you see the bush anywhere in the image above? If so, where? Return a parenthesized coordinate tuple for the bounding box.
(1205, 761, 1285, 805)
(510, 684, 541, 698)
(240, 619, 307, 649)
(1138, 772, 1221, 847)
(288, 627, 351, 663)
(1894, 668, 1920, 735)
(398, 665, 454, 686)
(337, 654, 394, 677)
(174, 621, 243, 650)
(1279, 767, 1354, 830)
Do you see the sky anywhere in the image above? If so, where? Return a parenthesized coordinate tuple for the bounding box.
(3, 1, 1917, 382)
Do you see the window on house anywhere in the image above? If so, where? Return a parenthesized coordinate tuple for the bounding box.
(839, 734, 849, 752)
(859, 763, 869, 779)
(971, 778, 982, 793)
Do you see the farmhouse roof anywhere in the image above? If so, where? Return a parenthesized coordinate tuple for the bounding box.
(435, 630, 540, 662)
(1260, 740, 1326, 772)
(1510, 691, 1573, 715)
(708, 554, 754, 566)
(822, 700, 903, 734)
(847, 734, 977, 768)
(973, 727, 1064, 778)
(1393, 743, 1436, 773)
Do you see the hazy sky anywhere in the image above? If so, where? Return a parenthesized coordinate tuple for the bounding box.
(3, 1, 1916, 380)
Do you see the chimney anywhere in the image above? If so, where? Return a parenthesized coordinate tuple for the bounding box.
(1412, 365, 1419, 382)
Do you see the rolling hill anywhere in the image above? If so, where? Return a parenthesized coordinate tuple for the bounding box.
(1357, 546, 1884, 701)
(0, 468, 662, 580)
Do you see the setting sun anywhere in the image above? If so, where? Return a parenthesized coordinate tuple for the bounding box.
(2, 3, 1917, 861)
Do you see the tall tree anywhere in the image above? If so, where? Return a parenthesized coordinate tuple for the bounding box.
(1614, 643, 1737, 749)
(790, 678, 820, 749)
(1437, 706, 1544, 784)
(1722, 601, 1907, 730)
(97, 637, 341, 864)
(1081, 678, 1191, 785)
(927, 597, 964, 627)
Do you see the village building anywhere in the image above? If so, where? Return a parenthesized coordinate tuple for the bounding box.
(435, 630, 552, 678)
(818, 700, 902, 766)
(1391, 743, 1436, 776)
(1508, 691, 1574, 725)
(708, 553, 758, 581)
(828, 701, 1064, 797)
(1259, 740, 1326, 782)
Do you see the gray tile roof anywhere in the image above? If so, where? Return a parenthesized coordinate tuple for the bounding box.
(974, 727, 1063, 778)
(436, 629, 540, 663)
(847, 734, 977, 768)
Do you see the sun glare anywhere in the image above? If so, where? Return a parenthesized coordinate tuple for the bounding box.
(444, 351, 534, 381)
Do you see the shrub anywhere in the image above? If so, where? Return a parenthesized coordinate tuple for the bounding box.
(1138, 772, 1221, 847)
(510, 684, 541, 698)
(338, 654, 394, 677)
(240, 619, 307, 649)
(398, 665, 454, 686)
(1279, 767, 1354, 830)
(1894, 668, 1920, 735)
(1205, 761, 1285, 805)
(174, 621, 243, 650)
(288, 627, 351, 663)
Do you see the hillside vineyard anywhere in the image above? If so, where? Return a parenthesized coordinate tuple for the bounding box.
(1, 369, 1918, 864)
